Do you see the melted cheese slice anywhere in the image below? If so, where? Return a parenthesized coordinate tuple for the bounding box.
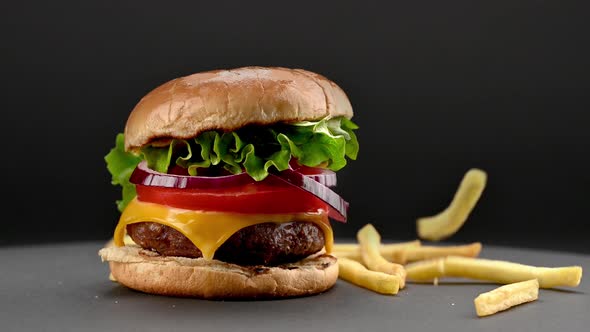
(114, 198, 333, 260)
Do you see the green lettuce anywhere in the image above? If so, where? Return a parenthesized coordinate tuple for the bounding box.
(105, 116, 359, 211)
(104, 133, 142, 212)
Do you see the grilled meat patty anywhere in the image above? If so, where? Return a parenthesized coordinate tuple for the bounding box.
(127, 221, 326, 266)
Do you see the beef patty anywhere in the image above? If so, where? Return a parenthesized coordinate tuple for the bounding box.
(127, 221, 326, 266)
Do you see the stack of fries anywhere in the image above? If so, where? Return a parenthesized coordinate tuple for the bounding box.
(333, 168, 583, 317)
(333, 228, 485, 295)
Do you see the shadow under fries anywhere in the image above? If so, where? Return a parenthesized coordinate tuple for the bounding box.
(409, 279, 586, 296)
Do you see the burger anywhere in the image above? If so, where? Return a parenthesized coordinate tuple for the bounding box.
(99, 66, 359, 299)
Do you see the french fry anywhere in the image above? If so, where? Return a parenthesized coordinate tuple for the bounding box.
(332, 251, 363, 261)
(417, 169, 487, 241)
(446, 256, 582, 288)
(338, 257, 400, 295)
(332, 240, 421, 263)
(332, 240, 421, 253)
(404, 258, 446, 282)
(397, 242, 482, 264)
(334, 242, 480, 264)
(333, 250, 407, 265)
(357, 224, 407, 288)
(405, 256, 583, 289)
(332, 243, 367, 253)
(474, 279, 539, 317)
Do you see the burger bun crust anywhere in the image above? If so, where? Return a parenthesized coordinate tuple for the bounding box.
(124, 66, 353, 152)
(99, 245, 338, 299)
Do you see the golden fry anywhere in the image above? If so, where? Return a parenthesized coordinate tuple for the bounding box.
(332, 243, 366, 253)
(334, 242, 480, 265)
(332, 240, 421, 263)
(332, 240, 421, 253)
(474, 279, 539, 317)
(417, 169, 487, 241)
(332, 251, 363, 261)
(398, 242, 482, 264)
(445, 256, 582, 288)
(357, 224, 407, 288)
(405, 256, 583, 289)
(333, 249, 399, 263)
(338, 257, 400, 295)
(404, 258, 446, 282)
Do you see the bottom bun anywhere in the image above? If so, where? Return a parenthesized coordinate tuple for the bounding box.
(98, 245, 338, 299)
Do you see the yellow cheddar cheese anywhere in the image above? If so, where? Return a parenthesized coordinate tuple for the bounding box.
(114, 198, 333, 260)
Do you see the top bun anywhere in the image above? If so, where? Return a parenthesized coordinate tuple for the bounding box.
(124, 66, 353, 152)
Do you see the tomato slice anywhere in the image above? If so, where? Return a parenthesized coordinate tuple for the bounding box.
(135, 178, 330, 214)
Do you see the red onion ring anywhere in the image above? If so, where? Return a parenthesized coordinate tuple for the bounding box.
(290, 164, 337, 187)
(130, 161, 255, 189)
(129, 161, 348, 222)
(270, 169, 348, 222)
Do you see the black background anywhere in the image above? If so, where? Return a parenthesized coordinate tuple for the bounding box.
(1, 1, 588, 253)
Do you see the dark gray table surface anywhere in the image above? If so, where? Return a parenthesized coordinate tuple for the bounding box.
(1, 241, 588, 332)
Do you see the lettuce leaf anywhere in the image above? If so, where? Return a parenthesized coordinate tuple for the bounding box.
(104, 133, 142, 211)
(105, 117, 359, 211)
